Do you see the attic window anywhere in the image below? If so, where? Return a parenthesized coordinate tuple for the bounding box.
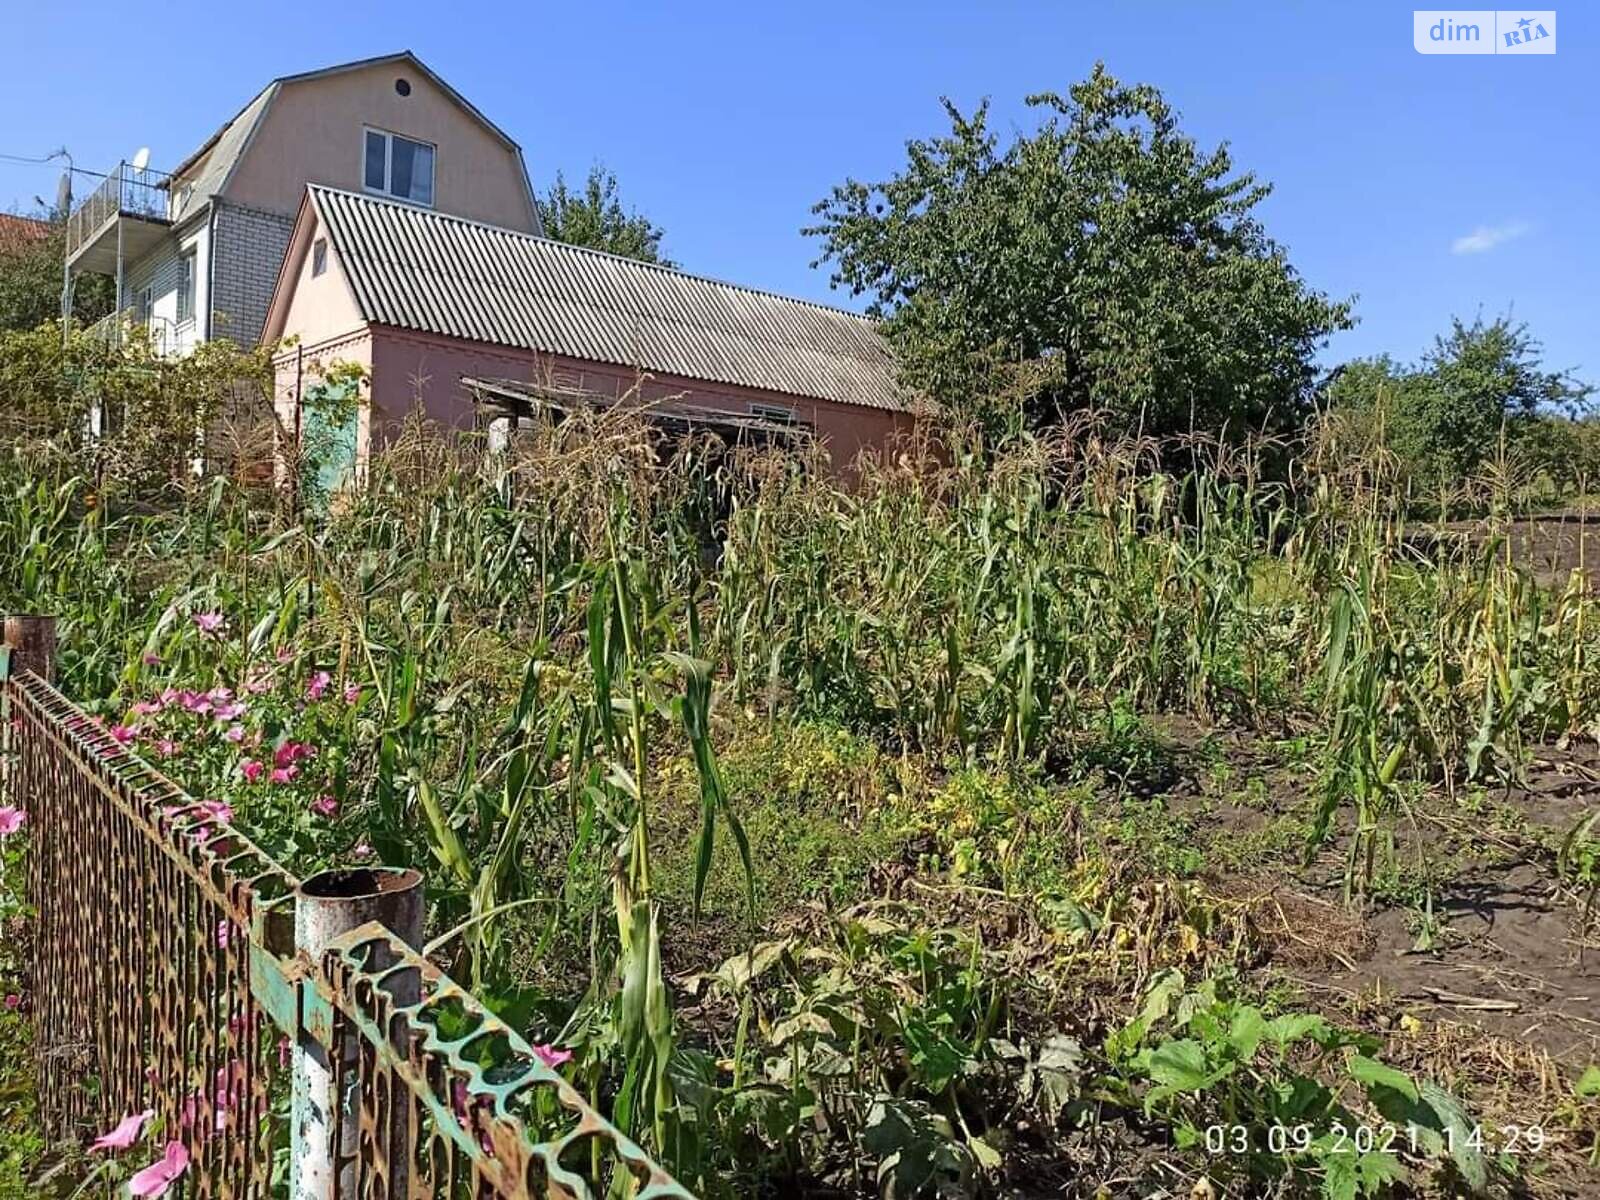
(364, 128, 435, 206)
(312, 238, 327, 277)
(395, 78, 411, 96)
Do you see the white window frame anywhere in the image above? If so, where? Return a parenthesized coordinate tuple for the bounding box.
(176, 250, 196, 325)
(362, 126, 436, 207)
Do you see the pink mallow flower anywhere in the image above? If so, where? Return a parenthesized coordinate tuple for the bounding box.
(213, 701, 246, 721)
(0, 807, 25, 836)
(352, 842, 373, 860)
(198, 801, 233, 825)
(306, 671, 332, 701)
(155, 739, 178, 758)
(241, 760, 263, 783)
(109, 725, 137, 745)
(128, 1140, 189, 1198)
(91, 1108, 154, 1152)
(269, 766, 298, 785)
(532, 1043, 573, 1070)
(130, 699, 163, 716)
(344, 682, 361, 704)
(310, 795, 339, 819)
(3, 994, 20, 1010)
(274, 741, 315, 769)
(223, 724, 246, 744)
(193, 612, 225, 635)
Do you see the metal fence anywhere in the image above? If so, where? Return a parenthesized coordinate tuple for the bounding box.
(2, 616, 694, 1200)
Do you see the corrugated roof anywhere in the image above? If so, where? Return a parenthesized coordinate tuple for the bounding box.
(310, 186, 906, 412)
(169, 84, 277, 223)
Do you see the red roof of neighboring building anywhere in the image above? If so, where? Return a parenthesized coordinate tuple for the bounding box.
(0, 213, 50, 248)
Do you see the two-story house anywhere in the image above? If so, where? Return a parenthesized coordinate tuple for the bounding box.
(64, 51, 540, 352)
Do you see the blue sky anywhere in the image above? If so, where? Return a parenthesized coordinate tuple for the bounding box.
(2, 2, 1593, 381)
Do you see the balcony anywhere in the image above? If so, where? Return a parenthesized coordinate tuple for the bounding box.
(65, 162, 172, 276)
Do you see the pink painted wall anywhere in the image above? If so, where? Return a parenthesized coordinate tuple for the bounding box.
(223, 63, 538, 231)
(363, 327, 917, 472)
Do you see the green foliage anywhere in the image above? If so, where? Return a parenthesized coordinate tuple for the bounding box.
(0, 323, 272, 494)
(1109, 971, 1493, 1198)
(807, 64, 1352, 437)
(1327, 315, 1594, 495)
(537, 165, 673, 265)
(0, 210, 113, 332)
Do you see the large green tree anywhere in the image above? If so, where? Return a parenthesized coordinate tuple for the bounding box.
(0, 209, 113, 332)
(537, 166, 672, 265)
(806, 65, 1352, 438)
(1327, 316, 1594, 488)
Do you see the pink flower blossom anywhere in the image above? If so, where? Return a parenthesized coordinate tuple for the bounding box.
(274, 741, 315, 768)
(128, 1140, 189, 1198)
(198, 801, 233, 825)
(245, 675, 272, 695)
(0, 807, 25, 836)
(155, 739, 178, 758)
(269, 766, 298, 785)
(306, 671, 332, 700)
(3, 994, 19, 1010)
(275, 646, 294, 664)
(532, 1043, 573, 1070)
(223, 724, 246, 744)
(131, 699, 163, 716)
(344, 682, 361, 704)
(91, 1107, 154, 1152)
(310, 795, 339, 819)
(241, 760, 263, 783)
(213, 701, 246, 721)
(208, 686, 234, 704)
(178, 691, 212, 716)
(142, 652, 161, 666)
(109, 725, 137, 745)
(193, 612, 225, 635)
(352, 842, 373, 860)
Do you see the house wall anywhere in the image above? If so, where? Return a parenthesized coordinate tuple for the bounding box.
(271, 208, 366, 347)
(222, 62, 538, 233)
(271, 329, 375, 480)
(122, 218, 211, 356)
(363, 327, 916, 472)
(210, 201, 295, 345)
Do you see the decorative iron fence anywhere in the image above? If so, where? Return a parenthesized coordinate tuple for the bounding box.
(1, 616, 694, 1200)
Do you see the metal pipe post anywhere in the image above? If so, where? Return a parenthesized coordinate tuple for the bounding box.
(3, 615, 58, 684)
(291, 866, 423, 1200)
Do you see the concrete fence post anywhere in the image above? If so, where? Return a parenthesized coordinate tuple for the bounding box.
(3, 615, 57, 684)
(291, 866, 424, 1200)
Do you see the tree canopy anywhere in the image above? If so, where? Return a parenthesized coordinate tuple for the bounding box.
(537, 166, 672, 265)
(1326, 315, 1594, 488)
(0, 209, 114, 333)
(806, 65, 1352, 438)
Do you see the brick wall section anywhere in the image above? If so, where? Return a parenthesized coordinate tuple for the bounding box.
(210, 201, 294, 345)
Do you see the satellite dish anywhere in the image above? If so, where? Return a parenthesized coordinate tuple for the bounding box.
(130, 147, 150, 173)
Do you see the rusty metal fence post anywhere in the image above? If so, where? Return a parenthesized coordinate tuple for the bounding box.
(292, 867, 423, 1200)
(3, 614, 56, 683)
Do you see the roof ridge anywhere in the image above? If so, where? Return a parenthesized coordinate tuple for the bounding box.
(306, 183, 876, 326)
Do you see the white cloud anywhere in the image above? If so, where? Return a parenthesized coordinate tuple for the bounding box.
(1451, 220, 1532, 255)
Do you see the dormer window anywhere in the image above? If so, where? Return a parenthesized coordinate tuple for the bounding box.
(363, 128, 434, 206)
